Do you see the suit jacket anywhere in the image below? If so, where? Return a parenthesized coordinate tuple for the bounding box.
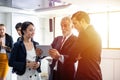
(9, 40, 41, 75)
(49, 34, 77, 80)
(69, 25, 102, 80)
(0, 33, 13, 58)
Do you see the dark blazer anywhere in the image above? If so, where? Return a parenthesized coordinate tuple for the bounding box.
(5, 33, 13, 53)
(69, 25, 102, 80)
(8, 40, 41, 75)
(49, 34, 77, 80)
(0, 33, 13, 58)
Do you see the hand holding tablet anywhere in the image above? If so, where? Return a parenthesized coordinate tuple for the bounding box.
(35, 45, 52, 57)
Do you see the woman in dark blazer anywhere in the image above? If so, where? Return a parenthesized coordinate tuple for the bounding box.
(9, 21, 41, 80)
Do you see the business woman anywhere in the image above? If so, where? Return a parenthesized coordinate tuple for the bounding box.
(9, 21, 41, 80)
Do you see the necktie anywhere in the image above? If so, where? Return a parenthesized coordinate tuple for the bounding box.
(60, 37, 66, 49)
(54, 37, 66, 71)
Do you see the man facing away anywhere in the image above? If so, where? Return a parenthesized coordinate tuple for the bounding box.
(69, 11, 102, 80)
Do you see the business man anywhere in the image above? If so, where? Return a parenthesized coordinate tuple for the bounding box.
(15, 22, 22, 41)
(48, 16, 77, 80)
(0, 24, 13, 80)
(69, 11, 102, 80)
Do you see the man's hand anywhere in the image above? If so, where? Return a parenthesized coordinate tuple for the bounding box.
(48, 49, 60, 60)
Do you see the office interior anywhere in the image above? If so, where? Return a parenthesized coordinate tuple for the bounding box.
(0, 0, 120, 80)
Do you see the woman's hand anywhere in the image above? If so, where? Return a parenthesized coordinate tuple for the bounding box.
(26, 61, 40, 70)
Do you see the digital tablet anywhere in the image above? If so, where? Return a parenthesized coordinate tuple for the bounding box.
(36, 45, 52, 57)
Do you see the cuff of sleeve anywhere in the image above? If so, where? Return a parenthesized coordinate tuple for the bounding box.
(59, 55, 64, 63)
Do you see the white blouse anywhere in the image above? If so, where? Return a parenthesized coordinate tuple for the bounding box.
(17, 47, 41, 80)
(26, 47, 36, 61)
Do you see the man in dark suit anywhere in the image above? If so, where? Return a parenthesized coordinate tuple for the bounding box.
(0, 24, 13, 80)
(48, 16, 77, 80)
(69, 11, 102, 80)
(15, 22, 22, 41)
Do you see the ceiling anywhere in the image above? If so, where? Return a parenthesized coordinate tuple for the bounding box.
(0, 0, 120, 17)
(0, 0, 66, 10)
(61, 0, 120, 13)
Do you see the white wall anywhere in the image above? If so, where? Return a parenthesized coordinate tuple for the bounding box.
(0, 13, 12, 35)
(0, 13, 6, 24)
(101, 49, 120, 80)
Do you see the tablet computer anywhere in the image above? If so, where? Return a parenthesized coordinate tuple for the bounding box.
(36, 45, 52, 57)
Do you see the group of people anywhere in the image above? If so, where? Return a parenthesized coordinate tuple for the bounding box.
(48, 11, 102, 80)
(0, 10, 102, 80)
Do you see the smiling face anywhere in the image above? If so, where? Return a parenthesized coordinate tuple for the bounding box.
(23, 24, 35, 39)
(0, 25, 6, 37)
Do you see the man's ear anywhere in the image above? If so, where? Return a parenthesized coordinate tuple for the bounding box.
(79, 18, 84, 24)
(82, 18, 87, 24)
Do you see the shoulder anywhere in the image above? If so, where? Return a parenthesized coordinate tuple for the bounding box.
(54, 36, 62, 40)
(69, 34, 77, 40)
(32, 40, 39, 48)
(52, 36, 63, 43)
(71, 34, 77, 38)
(32, 40, 39, 44)
(14, 41, 21, 46)
(5, 33, 13, 39)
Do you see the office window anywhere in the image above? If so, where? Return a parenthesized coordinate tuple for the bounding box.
(54, 12, 120, 48)
(90, 12, 120, 48)
(90, 13, 108, 48)
(109, 12, 120, 48)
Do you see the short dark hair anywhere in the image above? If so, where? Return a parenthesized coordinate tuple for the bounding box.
(0, 24, 5, 27)
(72, 11, 90, 24)
(15, 22, 22, 30)
(21, 21, 34, 35)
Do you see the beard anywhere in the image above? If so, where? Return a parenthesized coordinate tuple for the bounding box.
(62, 31, 70, 37)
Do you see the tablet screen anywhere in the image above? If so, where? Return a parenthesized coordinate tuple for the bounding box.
(36, 45, 52, 57)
